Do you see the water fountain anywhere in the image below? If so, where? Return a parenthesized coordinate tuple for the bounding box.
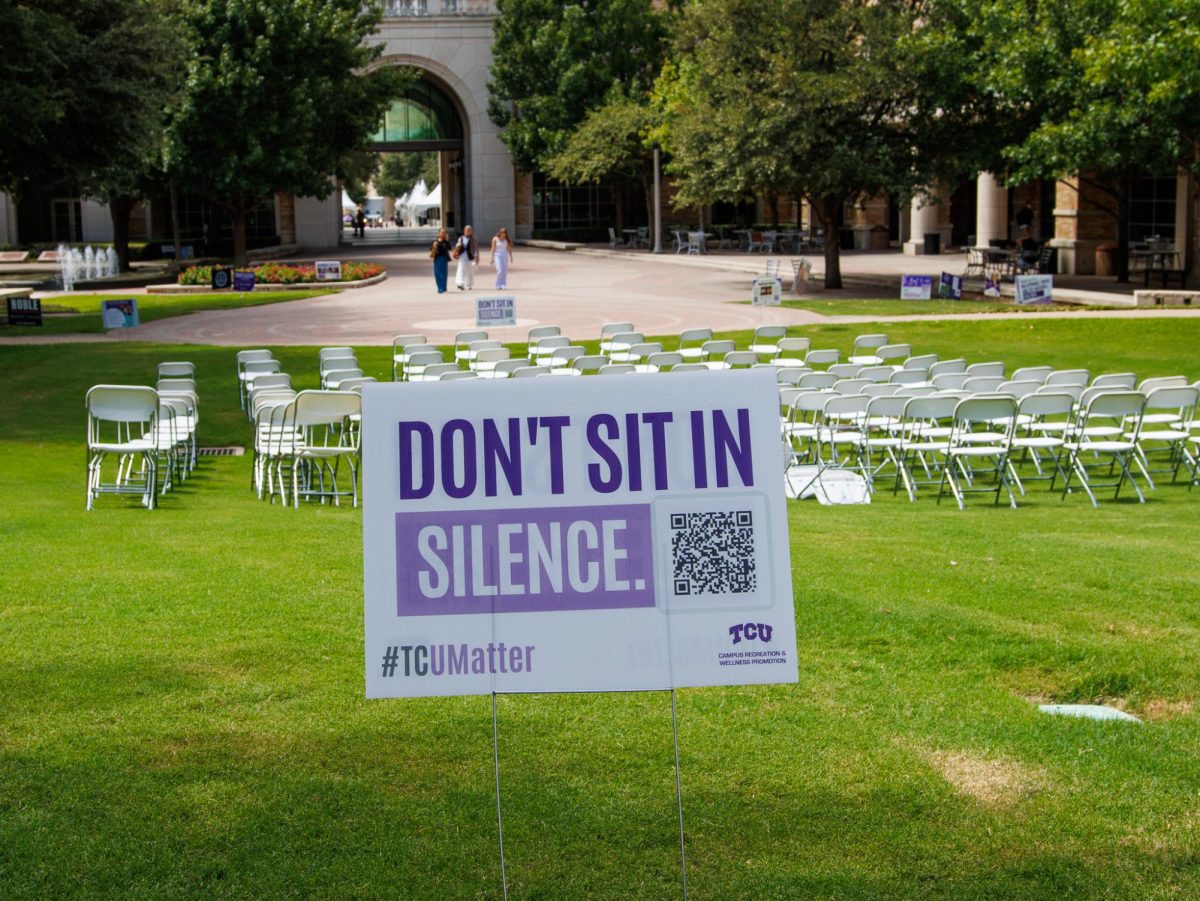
(57, 244, 120, 290)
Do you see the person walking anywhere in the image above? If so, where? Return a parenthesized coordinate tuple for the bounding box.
(453, 225, 478, 291)
(430, 227, 452, 294)
(490, 226, 513, 290)
(354, 205, 366, 239)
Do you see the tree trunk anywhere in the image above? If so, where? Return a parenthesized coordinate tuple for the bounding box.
(232, 204, 249, 267)
(818, 196, 843, 289)
(1115, 174, 1131, 284)
(614, 190, 625, 234)
(1187, 166, 1200, 290)
(641, 165, 654, 233)
(109, 196, 134, 273)
(169, 178, 182, 263)
(769, 194, 780, 229)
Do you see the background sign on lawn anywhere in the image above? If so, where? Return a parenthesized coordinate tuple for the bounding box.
(211, 266, 233, 290)
(938, 272, 963, 300)
(983, 275, 1002, 298)
(315, 260, 342, 281)
(6, 295, 42, 326)
(101, 299, 139, 329)
(1015, 274, 1053, 304)
(233, 270, 256, 293)
(475, 295, 515, 327)
(900, 275, 933, 300)
(751, 277, 782, 306)
(362, 371, 799, 698)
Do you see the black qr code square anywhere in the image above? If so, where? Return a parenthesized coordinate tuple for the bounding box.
(670, 510, 756, 596)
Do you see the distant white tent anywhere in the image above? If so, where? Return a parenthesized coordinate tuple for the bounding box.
(341, 190, 356, 213)
(399, 179, 440, 226)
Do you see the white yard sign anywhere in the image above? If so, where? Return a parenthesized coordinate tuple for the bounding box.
(476, 295, 516, 327)
(751, 277, 782, 306)
(362, 371, 799, 698)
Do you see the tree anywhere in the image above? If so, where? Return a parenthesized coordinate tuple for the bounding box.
(655, 0, 991, 288)
(979, 0, 1200, 284)
(0, 0, 183, 269)
(165, 0, 406, 265)
(545, 89, 657, 231)
(487, 0, 667, 171)
(374, 151, 441, 200)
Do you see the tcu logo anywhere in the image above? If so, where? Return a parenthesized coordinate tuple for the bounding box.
(729, 622, 773, 644)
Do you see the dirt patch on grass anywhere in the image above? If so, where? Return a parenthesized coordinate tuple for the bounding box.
(923, 749, 1044, 807)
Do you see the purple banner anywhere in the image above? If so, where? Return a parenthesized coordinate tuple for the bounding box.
(395, 504, 655, 616)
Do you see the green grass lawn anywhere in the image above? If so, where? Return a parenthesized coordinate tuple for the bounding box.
(0, 290, 336, 337)
(2, 319, 1199, 898)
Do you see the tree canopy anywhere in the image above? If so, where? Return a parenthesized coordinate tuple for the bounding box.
(487, 0, 667, 171)
(374, 152, 441, 201)
(165, 0, 405, 263)
(654, 0, 987, 287)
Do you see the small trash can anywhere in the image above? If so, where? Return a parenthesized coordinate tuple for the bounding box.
(1095, 242, 1117, 276)
(923, 233, 940, 255)
(869, 225, 890, 250)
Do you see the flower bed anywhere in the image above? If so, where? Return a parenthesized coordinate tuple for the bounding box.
(178, 261, 383, 286)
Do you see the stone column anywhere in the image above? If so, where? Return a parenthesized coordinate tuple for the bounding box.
(903, 195, 940, 255)
(976, 172, 1009, 245)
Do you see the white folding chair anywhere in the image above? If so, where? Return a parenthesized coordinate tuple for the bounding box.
(511, 365, 552, 378)
(286, 391, 361, 508)
(391, 334, 426, 381)
(749, 326, 788, 359)
(441, 370, 479, 381)
(599, 322, 636, 355)
(804, 349, 840, 369)
(797, 372, 837, 390)
(626, 342, 663, 365)
(1011, 365, 1052, 384)
(483, 359, 527, 380)
(324, 368, 364, 391)
(606, 332, 645, 363)
(318, 346, 354, 361)
(526, 326, 561, 361)
(236, 350, 275, 409)
(472, 347, 511, 376)
(86, 385, 160, 510)
(901, 354, 939, 372)
(699, 340, 736, 368)
(872, 344, 912, 367)
(1128, 386, 1199, 486)
(828, 363, 864, 380)
(932, 373, 969, 390)
(937, 396, 1019, 510)
(548, 346, 586, 371)
(418, 363, 460, 382)
(464, 340, 502, 370)
(157, 361, 195, 379)
(320, 355, 357, 387)
(848, 334, 888, 365)
(928, 359, 967, 377)
(775, 367, 810, 385)
(721, 351, 759, 370)
(570, 354, 609, 376)
(677, 328, 714, 361)
(1045, 369, 1089, 388)
(966, 361, 1006, 379)
(889, 369, 928, 387)
(893, 395, 959, 502)
(406, 350, 445, 382)
(337, 377, 377, 392)
(599, 364, 636, 375)
(533, 336, 571, 367)
(963, 376, 1005, 394)
(670, 363, 710, 373)
(1008, 391, 1075, 494)
(453, 330, 489, 365)
(1090, 372, 1137, 390)
(636, 351, 682, 373)
(1061, 391, 1148, 506)
(771, 337, 812, 368)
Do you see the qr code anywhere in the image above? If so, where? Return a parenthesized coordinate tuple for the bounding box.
(670, 511, 756, 596)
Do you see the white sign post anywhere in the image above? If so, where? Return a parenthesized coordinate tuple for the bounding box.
(363, 371, 799, 895)
(751, 277, 782, 306)
(476, 295, 516, 327)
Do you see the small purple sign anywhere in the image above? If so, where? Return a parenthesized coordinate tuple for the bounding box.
(233, 270, 255, 292)
(395, 503, 655, 617)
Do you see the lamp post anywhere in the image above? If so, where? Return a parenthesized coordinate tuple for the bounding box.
(652, 144, 663, 254)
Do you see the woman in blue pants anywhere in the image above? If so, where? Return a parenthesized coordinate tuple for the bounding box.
(431, 227, 452, 293)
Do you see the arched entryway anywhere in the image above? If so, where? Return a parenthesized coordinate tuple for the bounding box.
(369, 74, 469, 231)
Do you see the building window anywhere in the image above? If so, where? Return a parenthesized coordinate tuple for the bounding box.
(532, 173, 646, 233)
(51, 198, 82, 243)
(1127, 175, 1177, 243)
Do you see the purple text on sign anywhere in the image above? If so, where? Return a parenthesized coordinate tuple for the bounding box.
(395, 504, 655, 616)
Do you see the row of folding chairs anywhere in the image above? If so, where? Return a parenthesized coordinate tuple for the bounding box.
(782, 382, 1199, 508)
(85, 360, 201, 510)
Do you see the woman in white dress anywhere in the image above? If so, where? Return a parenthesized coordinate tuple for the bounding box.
(490, 227, 513, 289)
(453, 225, 478, 290)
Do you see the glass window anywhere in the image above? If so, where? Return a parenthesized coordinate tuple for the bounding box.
(1127, 175, 1177, 243)
(373, 79, 463, 143)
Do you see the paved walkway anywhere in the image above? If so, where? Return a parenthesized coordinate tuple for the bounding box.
(4, 244, 1198, 347)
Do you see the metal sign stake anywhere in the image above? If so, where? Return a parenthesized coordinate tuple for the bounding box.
(492, 691, 509, 901)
